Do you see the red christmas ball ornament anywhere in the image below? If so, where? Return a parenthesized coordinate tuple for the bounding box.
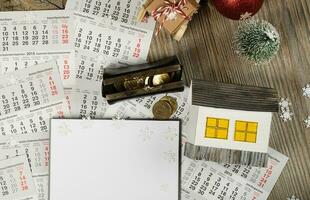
(212, 0, 264, 20)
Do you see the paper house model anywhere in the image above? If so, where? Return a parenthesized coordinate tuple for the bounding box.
(184, 80, 279, 167)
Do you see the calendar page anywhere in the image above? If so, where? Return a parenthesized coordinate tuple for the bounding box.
(103, 88, 191, 132)
(0, 134, 50, 200)
(0, 61, 69, 136)
(73, 11, 154, 85)
(66, 0, 156, 30)
(70, 81, 190, 125)
(0, 134, 50, 176)
(64, 88, 73, 114)
(71, 9, 155, 119)
(0, 155, 37, 200)
(104, 88, 190, 119)
(181, 148, 288, 200)
(33, 175, 49, 200)
(0, 10, 75, 87)
(70, 82, 107, 119)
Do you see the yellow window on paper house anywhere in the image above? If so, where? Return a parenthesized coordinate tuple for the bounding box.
(205, 117, 229, 140)
(234, 121, 258, 143)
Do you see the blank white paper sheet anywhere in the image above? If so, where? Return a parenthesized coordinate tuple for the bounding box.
(50, 119, 180, 200)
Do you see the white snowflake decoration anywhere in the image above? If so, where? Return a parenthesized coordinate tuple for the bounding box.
(287, 195, 301, 200)
(304, 116, 310, 128)
(57, 122, 72, 136)
(280, 111, 294, 122)
(279, 97, 294, 122)
(167, 11, 177, 21)
(302, 84, 310, 98)
(139, 127, 154, 142)
(163, 150, 177, 163)
(164, 127, 178, 142)
(279, 98, 291, 108)
(240, 12, 252, 20)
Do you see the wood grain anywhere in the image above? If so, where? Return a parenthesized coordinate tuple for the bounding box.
(184, 143, 269, 167)
(151, 1, 310, 199)
(1, 0, 309, 199)
(191, 79, 279, 112)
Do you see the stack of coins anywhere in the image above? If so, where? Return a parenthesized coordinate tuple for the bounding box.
(152, 73, 171, 86)
(152, 96, 178, 119)
(122, 73, 172, 92)
(123, 77, 146, 90)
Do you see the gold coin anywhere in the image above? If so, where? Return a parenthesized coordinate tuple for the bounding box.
(152, 73, 171, 86)
(152, 100, 173, 119)
(123, 77, 145, 90)
(152, 96, 178, 119)
(113, 81, 124, 91)
(160, 96, 178, 114)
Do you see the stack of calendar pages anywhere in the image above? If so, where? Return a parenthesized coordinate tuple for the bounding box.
(0, 0, 288, 200)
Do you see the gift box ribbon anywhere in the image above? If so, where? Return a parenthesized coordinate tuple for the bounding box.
(151, 0, 192, 35)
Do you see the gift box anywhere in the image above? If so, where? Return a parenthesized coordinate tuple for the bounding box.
(138, 0, 199, 40)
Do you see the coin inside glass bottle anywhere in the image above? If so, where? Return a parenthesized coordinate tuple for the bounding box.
(123, 77, 146, 90)
(152, 73, 171, 86)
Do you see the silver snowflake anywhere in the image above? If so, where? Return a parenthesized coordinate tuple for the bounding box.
(139, 127, 154, 142)
(304, 116, 310, 128)
(57, 122, 72, 136)
(302, 84, 310, 98)
(240, 12, 252, 20)
(167, 11, 177, 21)
(279, 98, 291, 109)
(280, 111, 294, 122)
(287, 195, 301, 200)
(163, 150, 177, 163)
(164, 127, 178, 142)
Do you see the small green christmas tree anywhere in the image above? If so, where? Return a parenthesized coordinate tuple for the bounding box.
(234, 20, 280, 65)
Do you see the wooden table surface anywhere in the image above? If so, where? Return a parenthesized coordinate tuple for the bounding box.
(1, 0, 309, 199)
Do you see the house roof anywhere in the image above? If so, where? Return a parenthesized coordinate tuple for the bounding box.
(191, 79, 279, 112)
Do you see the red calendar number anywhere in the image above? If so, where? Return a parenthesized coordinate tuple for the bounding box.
(251, 196, 258, 200)
(57, 111, 65, 118)
(66, 95, 72, 112)
(62, 23, 69, 44)
(141, 15, 149, 23)
(48, 75, 58, 96)
(258, 165, 273, 187)
(63, 59, 70, 80)
(132, 38, 142, 58)
(44, 144, 49, 167)
(18, 167, 29, 191)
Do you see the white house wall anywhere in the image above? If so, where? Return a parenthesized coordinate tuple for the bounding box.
(195, 107, 272, 153)
(184, 105, 199, 144)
